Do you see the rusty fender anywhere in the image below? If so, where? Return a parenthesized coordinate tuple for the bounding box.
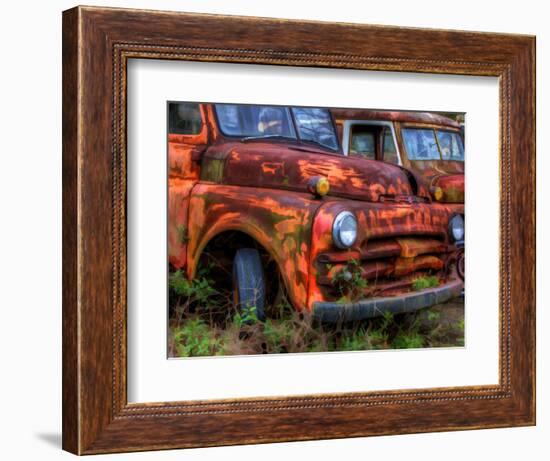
(186, 184, 323, 311)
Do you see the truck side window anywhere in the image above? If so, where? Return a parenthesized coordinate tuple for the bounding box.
(382, 127, 399, 164)
(168, 102, 202, 135)
(350, 126, 375, 160)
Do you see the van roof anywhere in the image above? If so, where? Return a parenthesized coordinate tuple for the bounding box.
(331, 108, 460, 129)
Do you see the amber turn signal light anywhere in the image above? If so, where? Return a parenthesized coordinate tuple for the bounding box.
(431, 186, 444, 201)
(307, 176, 330, 197)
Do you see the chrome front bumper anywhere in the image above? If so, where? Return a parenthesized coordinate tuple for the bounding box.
(312, 279, 463, 322)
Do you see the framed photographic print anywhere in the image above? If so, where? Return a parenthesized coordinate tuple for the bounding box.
(62, 5, 535, 454)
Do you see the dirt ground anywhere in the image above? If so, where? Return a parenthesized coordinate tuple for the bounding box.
(413, 296, 465, 348)
(419, 297, 464, 327)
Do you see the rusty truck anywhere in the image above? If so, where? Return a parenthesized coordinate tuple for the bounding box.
(168, 102, 464, 322)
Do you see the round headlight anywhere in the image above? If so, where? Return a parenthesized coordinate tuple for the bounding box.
(449, 214, 465, 242)
(332, 211, 358, 249)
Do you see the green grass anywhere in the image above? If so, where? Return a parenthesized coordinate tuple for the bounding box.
(168, 265, 464, 358)
(392, 331, 424, 349)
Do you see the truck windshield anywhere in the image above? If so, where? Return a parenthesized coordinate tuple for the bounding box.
(291, 107, 339, 151)
(215, 104, 339, 151)
(402, 128, 441, 160)
(402, 128, 464, 161)
(436, 130, 464, 161)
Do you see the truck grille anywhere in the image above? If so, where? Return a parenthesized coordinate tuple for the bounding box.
(316, 236, 455, 298)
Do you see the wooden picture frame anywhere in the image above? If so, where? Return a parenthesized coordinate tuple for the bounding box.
(62, 5, 535, 454)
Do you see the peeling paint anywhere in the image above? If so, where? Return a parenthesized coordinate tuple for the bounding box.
(168, 103, 463, 314)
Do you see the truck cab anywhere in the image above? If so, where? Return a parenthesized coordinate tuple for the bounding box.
(168, 102, 464, 322)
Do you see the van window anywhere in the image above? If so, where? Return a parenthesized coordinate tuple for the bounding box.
(168, 102, 202, 135)
(350, 126, 376, 160)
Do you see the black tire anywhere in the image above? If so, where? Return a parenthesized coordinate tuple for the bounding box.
(232, 248, 266, 321)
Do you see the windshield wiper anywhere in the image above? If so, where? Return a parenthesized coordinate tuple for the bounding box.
(241, 134, 296, 142)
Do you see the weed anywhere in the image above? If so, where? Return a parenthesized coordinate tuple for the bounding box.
(168, 267, 463, 357)
(262, 319, 295, 353)
(233, 305, 258, 327)
(427, 309, 441, 323)
(169, 269, 216, 307)
(332, 259, 368, 301)
(171, 318, 221, 357)
(392, 331, 424, 349)
(339, 329, 370, 351)
(379, 311, 394, 332)
(412, 275, 439, 291)
(366, 329, 390, 349)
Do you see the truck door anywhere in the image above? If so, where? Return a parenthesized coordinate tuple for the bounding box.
(167, 102, 208, 270)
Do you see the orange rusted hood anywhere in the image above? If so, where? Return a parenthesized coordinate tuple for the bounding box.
(203, 142, 426, 203)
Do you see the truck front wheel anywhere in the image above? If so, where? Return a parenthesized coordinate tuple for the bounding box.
(232, 248, 266, 321)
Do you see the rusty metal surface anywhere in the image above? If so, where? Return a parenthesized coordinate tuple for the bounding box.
(431, 173, 465, 204)
(331, 108, 460, 129)
(396, 237, 448, 257)
(408, 160, 464, 176)
(186, 184, 321, 311)
(307, 200, 459, 309)
(201, 141, 432, 202)
(409, 164, 465, 204)
(168, 102, 463, 314)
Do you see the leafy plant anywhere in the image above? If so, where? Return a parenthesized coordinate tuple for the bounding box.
(412, 275, 439, 291)
(262, 318, 294, 353)
(331, 259, 368, 301)
(169, 269, 217, 308)
(233, 305, 258, 327)
(167, 263, 464, 357)
(172, 318, 220, 357)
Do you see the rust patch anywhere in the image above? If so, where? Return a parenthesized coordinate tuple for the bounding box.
(332, 108, 460, 129)
(211, 142, 428, 202)
(168, 102, 463, 314)
(394, 255, 444, 276)
(433, 174, 465, 203)
(396, 237, 448, 258)
(186, 184, 323, 311)
(308, 200, 460, 309)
